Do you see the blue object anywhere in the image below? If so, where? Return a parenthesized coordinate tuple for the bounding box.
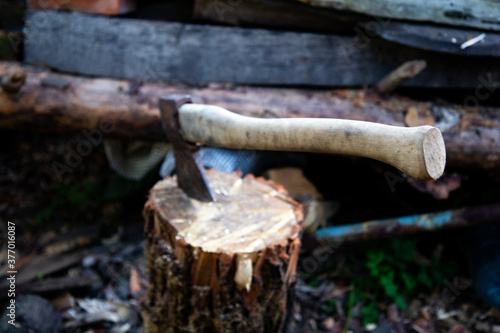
(316, 209, 454, 241)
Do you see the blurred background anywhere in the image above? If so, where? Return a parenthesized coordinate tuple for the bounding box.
(1, 0, 500, 332)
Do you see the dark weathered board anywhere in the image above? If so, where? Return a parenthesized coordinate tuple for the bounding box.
(193, 0, 361, 33)
(295, 0, 500, 32)
(194, 0, 500, 57)
(373, 22, 500, 57)
(25, 10, 500, 88)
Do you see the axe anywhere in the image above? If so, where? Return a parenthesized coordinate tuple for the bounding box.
(159, 95, 446, 202)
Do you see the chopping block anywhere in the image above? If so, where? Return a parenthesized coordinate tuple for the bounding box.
(142, 169, 302, 332)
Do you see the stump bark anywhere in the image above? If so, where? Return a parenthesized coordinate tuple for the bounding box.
(142, 169, 303, 332)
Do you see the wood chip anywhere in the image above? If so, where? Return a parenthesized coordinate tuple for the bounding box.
(129, 267, 141, 295)
(405, 107, 436, 127)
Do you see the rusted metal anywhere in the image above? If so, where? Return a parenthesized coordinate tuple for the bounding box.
(316, 203, 500, 243)
(159, 95, 214, 202)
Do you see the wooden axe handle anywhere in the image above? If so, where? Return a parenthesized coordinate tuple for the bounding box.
(178, 103, 446, 180)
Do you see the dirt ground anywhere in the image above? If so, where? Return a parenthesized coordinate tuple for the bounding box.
(1, 130, 499, 333)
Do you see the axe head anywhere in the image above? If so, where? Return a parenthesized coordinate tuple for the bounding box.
(159, 95, 215, 202)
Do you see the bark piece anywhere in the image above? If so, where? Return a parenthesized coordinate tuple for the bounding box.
(142, 169, 303, 332)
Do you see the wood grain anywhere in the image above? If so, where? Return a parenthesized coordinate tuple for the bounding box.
(24, 10, 500, 89)
(178, 103, 446, 180)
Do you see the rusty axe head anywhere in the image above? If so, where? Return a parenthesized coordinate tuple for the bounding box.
(159, 95, 215, 202)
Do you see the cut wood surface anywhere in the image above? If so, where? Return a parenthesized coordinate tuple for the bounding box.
(142, 169, 302, 332)
(295, 0, 500, 32)
(0, 62, 498, 173)
(24, 10, 500, 89)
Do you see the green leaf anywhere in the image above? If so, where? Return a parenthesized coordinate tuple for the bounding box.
(394, 294, 406, 309)
(380, 272, 398, 297)
(401, 272, 417, 294)
(417, 266, 433, 289)
(362, 302, 379, 326)
(309, 279, 320, 287)
(366, 250, 385, 273)
(321, 304, 334, 313)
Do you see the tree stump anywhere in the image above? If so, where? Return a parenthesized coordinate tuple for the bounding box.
(142, 169, 303, 333)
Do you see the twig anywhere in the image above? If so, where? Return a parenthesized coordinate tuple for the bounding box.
(375, 60, 427, 93)
(342, 285, 356, 333)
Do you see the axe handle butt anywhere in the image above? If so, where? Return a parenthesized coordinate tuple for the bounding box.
(178, 103, 446, 181)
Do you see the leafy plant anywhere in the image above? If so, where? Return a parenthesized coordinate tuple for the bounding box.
(362, 238, 455, 310)
(362, 301, 379, 326)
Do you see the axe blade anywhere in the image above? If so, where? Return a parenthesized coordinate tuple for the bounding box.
(159, 95, 215, 202)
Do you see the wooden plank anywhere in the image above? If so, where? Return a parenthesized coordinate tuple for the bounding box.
(24, 10, 500, 89)
(196, 0, 500, 57)
(373, 22, 500, 57)
(295, 0, 500, 32)
(1, 61, 499, 173)
(193, 0, 360, 33)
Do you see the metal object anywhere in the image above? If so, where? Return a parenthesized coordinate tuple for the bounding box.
(159, 95, 214, 202)
(316, 203, 500, 243)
